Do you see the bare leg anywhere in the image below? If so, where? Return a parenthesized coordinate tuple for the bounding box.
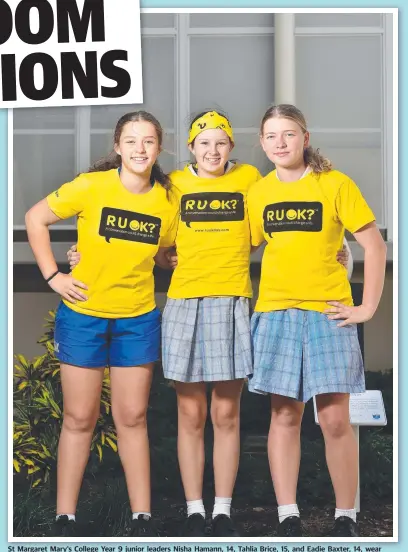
(110, 364, 154, 512)
(211, 379, 244, 498)
(268, 394, 304, 505)
(57, 364, 104, 514)
(316, 393, 358, 509)
(175, 382, 207, 500)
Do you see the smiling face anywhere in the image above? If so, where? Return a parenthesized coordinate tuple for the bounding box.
(286, 209, 297, 220)
(114, 120, 161, 177)
(188, 128, 233, 178)
(260, 116, 309, 172)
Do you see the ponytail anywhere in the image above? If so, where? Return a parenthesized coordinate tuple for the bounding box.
(151, 161, 171, 193)
(304, 146, 332, 174)
(88, 151, 121, 173)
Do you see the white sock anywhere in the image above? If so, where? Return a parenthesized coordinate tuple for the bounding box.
(212, 497, 232, 518)
(187, 499, 205, 518)
(132, 512, 151, 520)
(278, 504, 300, 523)
(56, 514, 75, 521)
(335, 508, 356, 523)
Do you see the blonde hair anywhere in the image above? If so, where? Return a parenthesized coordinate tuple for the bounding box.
(260, 104, 332, 174)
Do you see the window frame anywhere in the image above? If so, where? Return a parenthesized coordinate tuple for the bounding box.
(13, 10, 394, 256)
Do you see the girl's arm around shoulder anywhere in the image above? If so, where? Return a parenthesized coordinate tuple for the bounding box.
(155, 192, 179, 270)
(247, 181, 266, 248)
(154, 247, 177, 270)
(159, 194, 180, 249)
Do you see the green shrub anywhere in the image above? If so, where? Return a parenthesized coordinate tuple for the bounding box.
(13, 311, 118, 488)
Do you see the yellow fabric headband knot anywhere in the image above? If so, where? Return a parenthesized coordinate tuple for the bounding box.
(188, 111, 234, 144)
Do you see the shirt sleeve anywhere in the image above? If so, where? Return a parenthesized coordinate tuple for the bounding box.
(247, 168, 263, 190)
(254, 168, 263, 182)
(335, 176, 376, 234)
(46, 173, 91, 219)
(247, 185, 265, 247)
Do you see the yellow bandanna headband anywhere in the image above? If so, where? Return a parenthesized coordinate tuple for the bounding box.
(188, 111, 234, 144)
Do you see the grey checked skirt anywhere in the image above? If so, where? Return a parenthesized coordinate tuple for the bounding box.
(162, 297, 253, 383)
(249, 309, 365, 403)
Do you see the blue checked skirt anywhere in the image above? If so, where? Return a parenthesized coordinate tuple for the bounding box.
(248, 308, 365, 403)
(162, 297, 253, 383)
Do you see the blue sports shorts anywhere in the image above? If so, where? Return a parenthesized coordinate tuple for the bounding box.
(54, 302, 161, 368)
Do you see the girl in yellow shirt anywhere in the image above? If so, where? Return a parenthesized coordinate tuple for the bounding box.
(160, 111, 260, 537)
(247, 104, 386, 538)
(25, 111, 178, 538)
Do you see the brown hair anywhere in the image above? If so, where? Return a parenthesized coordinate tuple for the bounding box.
(260, 104, 332, 174)
(88, 110, 171, 192)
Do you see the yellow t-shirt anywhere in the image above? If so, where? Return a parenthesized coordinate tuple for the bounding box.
(168, 163, 262, 298)
(247, 169, 376, 313)
(47, 169, 179, 318)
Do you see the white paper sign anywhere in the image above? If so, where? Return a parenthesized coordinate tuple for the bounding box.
(0, 0, 143, 108)
(313, 390, 387, 426)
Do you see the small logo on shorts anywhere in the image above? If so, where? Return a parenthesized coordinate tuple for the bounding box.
(372, 414, 380, 420)
(54, 341, 59, 353)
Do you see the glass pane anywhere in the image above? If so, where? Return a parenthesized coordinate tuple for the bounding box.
(90, 133, 176, 174)
(296, 13, 383, 27)
(14, 135, 76, 226)
(141, 13, 175, 28)
(190, 36, 274, 128)
(311, 131, 383, 226)
(296, 36, 381, 129)
(14, 107, 75, 130)
(231, 133, 271, 177)
(91, 37, 175, 131)
(190, 13, 274, 27)
(310, 131, 381, 148)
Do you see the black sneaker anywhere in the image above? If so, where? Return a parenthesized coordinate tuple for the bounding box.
(52, 515, 77, 537)
(277, 516, 302, 537)
(129, 515, 158, 537)
(180, 513, 206, 537)
(327, 516, 359, 537)
(212, 514, 240, 537)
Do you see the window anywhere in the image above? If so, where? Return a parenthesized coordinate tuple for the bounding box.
(13, 11, 393, 256)
(295, 13, 393, 239)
